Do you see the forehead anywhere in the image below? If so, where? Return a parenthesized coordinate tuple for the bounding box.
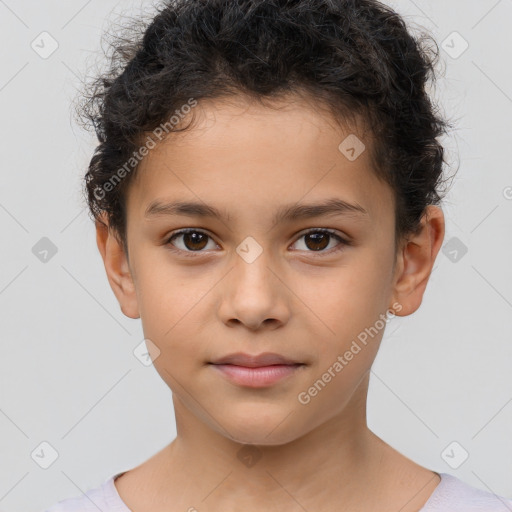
(126, 95, 394, 227)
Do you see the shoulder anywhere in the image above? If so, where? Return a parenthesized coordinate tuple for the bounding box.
(42, 473, 129, 512)
(422, 473, 512, 511)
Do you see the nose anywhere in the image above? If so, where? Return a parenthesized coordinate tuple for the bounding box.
(217, 251, 291, 331)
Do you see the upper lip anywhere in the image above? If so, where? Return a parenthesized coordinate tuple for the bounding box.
(210, 352, 302, 367)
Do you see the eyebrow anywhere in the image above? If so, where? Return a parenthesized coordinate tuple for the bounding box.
(144, 197, 369, 226)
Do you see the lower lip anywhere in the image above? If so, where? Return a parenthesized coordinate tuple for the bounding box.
(210, 363, 304, 387)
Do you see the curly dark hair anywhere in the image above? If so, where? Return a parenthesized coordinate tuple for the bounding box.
(76, 0, 456, 256)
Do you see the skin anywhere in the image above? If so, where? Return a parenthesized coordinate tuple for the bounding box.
(96, 94, 445, 512)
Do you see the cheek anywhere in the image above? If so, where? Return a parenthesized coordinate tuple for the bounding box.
(134, 264, 217, 374)
(135, 258, 210, 334)
(301, 254, 391, 364)
(310, 256, 390, 327)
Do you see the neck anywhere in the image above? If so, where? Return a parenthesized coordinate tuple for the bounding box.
(117, 371, 439, 511)
(157, 371, 383, 509)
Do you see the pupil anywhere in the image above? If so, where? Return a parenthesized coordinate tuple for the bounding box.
(184, 232, 208, 250)
(306, 233, 329, 251)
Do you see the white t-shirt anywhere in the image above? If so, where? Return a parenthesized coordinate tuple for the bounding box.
(43, 471, 512, 511)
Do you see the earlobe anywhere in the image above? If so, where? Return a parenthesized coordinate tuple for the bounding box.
(390, 206, 445, 316)
(95, 214, 140, 319)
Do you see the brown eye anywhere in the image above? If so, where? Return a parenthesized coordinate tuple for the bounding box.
(166, 229, 217, 253)
(304, 232, 330, 251)
(291, 229, 348, 254)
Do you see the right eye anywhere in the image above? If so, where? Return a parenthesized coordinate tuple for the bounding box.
(165, 228, 219, 255)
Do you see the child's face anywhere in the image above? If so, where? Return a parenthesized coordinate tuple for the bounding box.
(111, 95, 406, 444)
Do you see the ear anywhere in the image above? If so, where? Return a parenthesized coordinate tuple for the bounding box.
(95, 213, 140, 319)
(389, 205, 445, 316)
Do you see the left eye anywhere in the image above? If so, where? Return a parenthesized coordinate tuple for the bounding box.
(291, 228, 348, 253)
(165, 228, 348, 255)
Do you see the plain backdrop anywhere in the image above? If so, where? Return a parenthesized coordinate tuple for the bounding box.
(0, 0, 511, 510)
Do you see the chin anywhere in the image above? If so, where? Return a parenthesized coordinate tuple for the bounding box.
(227, 430, 299, 447)
(215, 412, 308, 447)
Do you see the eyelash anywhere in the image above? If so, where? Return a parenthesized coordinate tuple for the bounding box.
(164, 228, 351, 258)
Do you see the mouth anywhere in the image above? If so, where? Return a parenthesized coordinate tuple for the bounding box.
(209, 351, 303, 367)
(208, 352, 306, 388)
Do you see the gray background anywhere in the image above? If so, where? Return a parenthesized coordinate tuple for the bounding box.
(0, 0, 511, 510)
